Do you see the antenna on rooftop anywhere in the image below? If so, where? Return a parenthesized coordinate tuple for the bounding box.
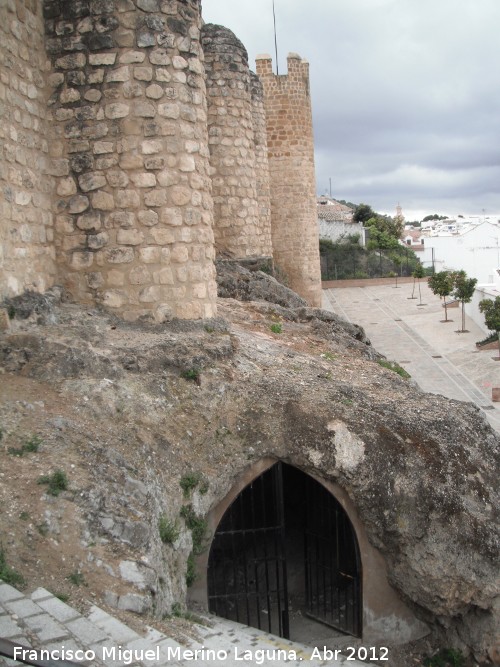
(272, 0, 279, 75)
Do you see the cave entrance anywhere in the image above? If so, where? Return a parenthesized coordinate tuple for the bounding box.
(207, 462, 362, 640)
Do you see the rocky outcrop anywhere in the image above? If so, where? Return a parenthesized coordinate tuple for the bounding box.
(0, 282, 498, 663)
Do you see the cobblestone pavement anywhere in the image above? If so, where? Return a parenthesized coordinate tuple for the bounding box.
(323, 282, 500, 433)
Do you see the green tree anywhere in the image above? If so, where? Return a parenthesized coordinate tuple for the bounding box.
(452, 271, 477, 333)
(479, 296, 500, 358)
(428, 271, 454, 322)
(353, 203, 375, 224)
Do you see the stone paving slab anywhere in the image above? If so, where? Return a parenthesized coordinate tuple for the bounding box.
(0, 586, 24, 605)
(32, 589, 81, 623)
(88, 605, 141, 644)
(21, 613, 69, 643)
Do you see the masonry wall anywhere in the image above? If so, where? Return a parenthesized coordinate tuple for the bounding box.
(43, 0, 217, 321)
(256, 53, 322, 307)
(250, 71, 272, 255)
(0, 0, 57, 299)
(201, 24, 272, 259)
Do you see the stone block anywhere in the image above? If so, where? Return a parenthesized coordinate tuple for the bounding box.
(133, 101, 156, 117)
(87, 232, 109, 249)
(149, 228, 175, 245)
(84, 88, 102, 102)
(68, 195, 90, 213)
(70, 250, 94, 269)
(105, 247, 134, 263)
(105, 65, 130, 82)
(106, 170, 129, 187)
(158, 102, 179, 119)
(119, 51, 145, 64)
(78, 171, 106, 192)
(129, 266, 151, 284)
(106, 211, 135, 228)
(144, 189, 167, 207)
(145, 83, 164, 99)
(130, 172, 156, 188)
(139, 246, 160, 263)
(55, 53, 86, 69)
(138, 210, 158, 227)
(138, 286, 160, 303)
(91, 191, 115, 210)
(137, 32, 156, 48)
(60, 87, 80, 104)
(117, 229, 144, 245)
(170, 185, 191, 206)
(93, 141, 114, 154)
(56, 177, 77, 196)
(105, 102, 130, 119)
(133, 66, 153, 81)
(101, 290, 127, 308)
(160, 208, 182, 226)
(116, 189, 140, 208)
(141, 139, 162, 154)
(76, 211, 101, 230)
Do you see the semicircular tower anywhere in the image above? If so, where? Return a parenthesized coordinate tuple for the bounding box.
(45, 0, 217, 321)
(201, 24, 272, 261)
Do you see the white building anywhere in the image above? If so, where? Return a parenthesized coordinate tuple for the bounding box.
(468, 269, 500, 335)
(317, 197, 367, 245)
(420, 221, 500, 284)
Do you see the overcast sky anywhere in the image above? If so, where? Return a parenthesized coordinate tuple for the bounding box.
(202, 0, 500, 221)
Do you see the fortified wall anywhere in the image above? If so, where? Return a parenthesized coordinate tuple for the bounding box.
(0, 0, 321, 319)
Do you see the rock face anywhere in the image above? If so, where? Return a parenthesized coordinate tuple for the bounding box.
(0, 280, 498, 663)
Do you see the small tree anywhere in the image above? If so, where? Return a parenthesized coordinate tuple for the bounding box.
(428, 270, 454, 322)
(452, 270, 477, 332)
(411, 264, 425, 302)
(479, 296, 500, 358)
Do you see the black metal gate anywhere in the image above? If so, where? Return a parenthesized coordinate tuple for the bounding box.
(304, 474, 362, 636)
(208, 463, 361, 639)
(207, 463, 290, 638)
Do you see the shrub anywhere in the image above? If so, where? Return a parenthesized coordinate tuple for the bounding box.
(270, 323, 282, 334)
(158, 516, 179, 545)
(38, 469, 68, 496)
(181, 367, 201, 382)
(423, 648, 464, 667)
(180, 472, 202, 498)
(0, 547, 25, 587)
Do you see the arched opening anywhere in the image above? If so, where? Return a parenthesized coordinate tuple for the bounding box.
(207, 462, 362, 641)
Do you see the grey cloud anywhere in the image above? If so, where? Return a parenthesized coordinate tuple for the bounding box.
(203, 0, 500, 218)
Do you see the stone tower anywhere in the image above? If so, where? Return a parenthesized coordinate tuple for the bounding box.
(43, 0, 217, 322)
(0, 2, 322, 319)
(201, 24, 272, 260)
(256, 53, 322, 307)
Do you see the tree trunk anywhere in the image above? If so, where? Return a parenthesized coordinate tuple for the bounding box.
(444, 298, 448, 321)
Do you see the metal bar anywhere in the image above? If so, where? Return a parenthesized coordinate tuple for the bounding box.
(259, 470, 272, 633)
(250, 477, 262, 632)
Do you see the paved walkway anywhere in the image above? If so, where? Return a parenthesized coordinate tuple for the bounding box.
(322, 282, 500, 433)
(0, 583, 365, 667)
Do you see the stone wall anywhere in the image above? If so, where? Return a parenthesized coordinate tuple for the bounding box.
(0, 2, 322, 319)
(250, 71, 272, 255)
(43, 0, 217, 321)
(0, 0, 57, 298)
(256, 53, 322, 307)
(201, 24, 272, 260)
